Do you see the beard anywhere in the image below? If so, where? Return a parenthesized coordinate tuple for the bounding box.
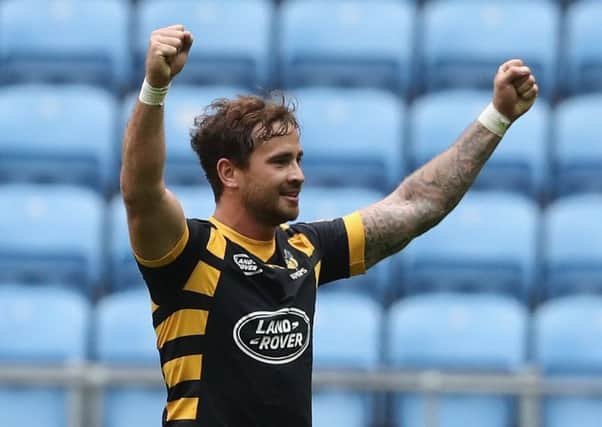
(242, 184, 300, 226)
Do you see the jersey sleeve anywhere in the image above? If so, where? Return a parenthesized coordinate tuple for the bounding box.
(134, 218, 210, 304)
(293, 212, 366, 286)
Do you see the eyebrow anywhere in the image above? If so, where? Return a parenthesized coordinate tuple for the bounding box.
(267, 150, 304, 162)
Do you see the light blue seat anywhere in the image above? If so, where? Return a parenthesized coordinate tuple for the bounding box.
(542, 194, 602, 299)
(565, 2, 602, 94)
(296, 186, 390, 301)
(121, 85, 248, 186)
(314, 293, 381, 370)
(313, 392, 370, 427)
(109, 187, 216, 292)
(543, 398, 602, 427)
(552, 94, 602, 196)
(398, 191, 538, 300)
(293, 87, 405, 192)
(0, 84, 116, 191)
(0, 284, 89, 363)
(0, 0, 130, 90)
(421, 1, 558, 97)
(95, 288, 158, 365)
(280, 0, 414, 94)
(135, 0, 272, 88)
(0, 389, 69, 427)
(104, 388, 166, 427)
(534, 295, 602, 427)
(0, 284, 89, 427)
(0, 184, 103, 294)
(388, 293, 527, 427)
(297, 187, 383, 224)
(313, 293, 381, 427)
(95, 288, 164, 427)
(410, 90, 549, 198)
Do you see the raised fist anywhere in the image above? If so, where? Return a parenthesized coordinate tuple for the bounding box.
(145, 25, 194, 88)
(492, 59, 538, 122)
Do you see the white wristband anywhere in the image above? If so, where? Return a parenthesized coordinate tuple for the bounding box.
(477, 102, 511, 138)
(138, 79, 170, 106)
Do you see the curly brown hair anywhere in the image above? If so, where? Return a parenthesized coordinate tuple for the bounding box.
(190, 94, 299, 201)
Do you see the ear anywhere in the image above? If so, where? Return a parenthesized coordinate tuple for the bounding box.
(216, 158, 240, 190)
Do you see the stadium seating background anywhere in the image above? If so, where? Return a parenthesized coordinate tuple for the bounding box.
(1, 0, 602, 426)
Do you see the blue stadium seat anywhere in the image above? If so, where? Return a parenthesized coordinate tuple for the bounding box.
(534, 295, 602, 427)
(397, 191, 538, 300)
(0, 84, 116, 191)
(280, 0, 414, 94)
(0, 0, 130, 90)
(109, 196, 141, 292)
(534, 295, 602, 374)
(0, 284, 89, 362)
(121, 85, 248, 186)
(0, 184, 103, 294)
(552, 94, 602, 196)
(296, 186, 390, 300)
(410, 90, 549, 198)
(109, 187, 216, 292)
(313, 293, 381, 427)
(95, 288, 157, 364)
(104, 388, 166, 427)
(314, 292, 381, 369)
(296, 187, 383, 224)
(565, 2, 602, 94)
(421, 1, 559, 97)
(135, 0, 272, 88)
(293, 87, 405, 192)
(542, 194, 602, 299)
(95, 288, 164, 427)
(543, 398, 602, 427)
(389, 293, 527, 427)
(313, 392, 370, 427)
(0, 284, 89, 427)
(0, 389, 69, 427)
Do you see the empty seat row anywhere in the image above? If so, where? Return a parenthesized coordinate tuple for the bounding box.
(1, 183, 602, 303)
(3, 286, 602, 427)
(1, 0, 602, 97)
(3, 84, 602, 199)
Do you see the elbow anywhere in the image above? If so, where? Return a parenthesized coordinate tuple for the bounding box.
(120, 168, 165, 210)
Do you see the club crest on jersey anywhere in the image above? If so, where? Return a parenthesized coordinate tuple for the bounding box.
(233, 254, 263, 276)
(233, 308, 311, 364)
(284, 249, 299, 270)
(283, 248, 308, 280)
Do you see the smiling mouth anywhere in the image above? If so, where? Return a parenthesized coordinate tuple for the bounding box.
(281, 191, 300, 202)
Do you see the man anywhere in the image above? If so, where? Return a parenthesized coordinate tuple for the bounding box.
(121, 25, 538, 427)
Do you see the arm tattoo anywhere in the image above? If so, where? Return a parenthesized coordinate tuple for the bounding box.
(361, 122, 500, 269)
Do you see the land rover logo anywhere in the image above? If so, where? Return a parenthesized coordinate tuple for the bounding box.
(233, 253, 263, 276)
(233, 308, 311, 364)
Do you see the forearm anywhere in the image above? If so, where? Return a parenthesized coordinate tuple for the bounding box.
(398, 121, 500, 234)
(120, 101, 167, 204)
(361, 122, 500, 268)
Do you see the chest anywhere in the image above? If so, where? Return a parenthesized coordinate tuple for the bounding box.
(207, 240, 318, 364)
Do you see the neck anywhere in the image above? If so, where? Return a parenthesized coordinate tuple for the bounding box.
(213, 198, 276, 241)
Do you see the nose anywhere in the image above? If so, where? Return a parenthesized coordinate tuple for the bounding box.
(288, 161, 304, 185)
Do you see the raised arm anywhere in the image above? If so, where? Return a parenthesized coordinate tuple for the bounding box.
(360, 59, 539, 268)
(120, 25, 193, 261)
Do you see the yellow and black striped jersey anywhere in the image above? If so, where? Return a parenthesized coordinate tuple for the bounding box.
(135, 213, 365, 427)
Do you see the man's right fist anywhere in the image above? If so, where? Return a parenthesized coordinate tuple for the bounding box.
(145, 25, 194, 88)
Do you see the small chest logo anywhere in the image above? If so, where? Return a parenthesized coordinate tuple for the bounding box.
(233, 254, 263, 276)
(284, 249, 299, 270)
(233, 308, 311, 365)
